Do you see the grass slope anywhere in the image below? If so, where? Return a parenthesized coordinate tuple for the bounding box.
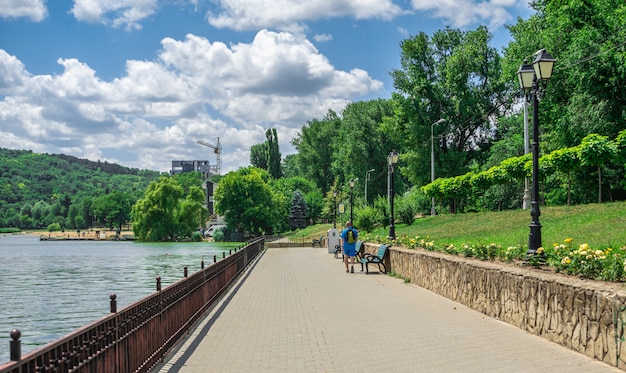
(302, 202, 626, 249)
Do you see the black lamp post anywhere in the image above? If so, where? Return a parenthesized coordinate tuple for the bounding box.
(349, 178, 357, 223)
(333, 190, 337, 229)
(388, 151, 399, 240)
(517, 49, 556, 255)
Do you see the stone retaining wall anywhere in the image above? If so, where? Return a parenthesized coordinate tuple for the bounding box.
(362, 243, 626, 370)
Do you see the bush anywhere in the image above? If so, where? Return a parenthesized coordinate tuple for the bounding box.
(213, 228, 227, 242)
(47, 222, 61, 232)
(354, 206, 380, 232)
(191, 231, 203, 242)
(396, 196, 416, 225)
(0, 227, 21, 234)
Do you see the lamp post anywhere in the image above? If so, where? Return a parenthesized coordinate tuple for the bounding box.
(431, 118, 446, 216)
(349, 178, 358, 223)
(388, 151, 399, 240)
(517, 49, 556, 255)
(333, 190, 337, 229)
(365, 169, 375, 204)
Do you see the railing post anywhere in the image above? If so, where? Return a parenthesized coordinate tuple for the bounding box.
(201, 256, 205, 269)
(110, 293, 117, 313)
(213, 255, 216, 263)
(229, 249, 232, 256)
(10, 329, 21, 361)
(222, 252, 226, 259)
(156, 276, 161, 291)
(184, 266, 188, 277)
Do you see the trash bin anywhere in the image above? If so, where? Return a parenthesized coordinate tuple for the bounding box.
(327, 228, 340, 254)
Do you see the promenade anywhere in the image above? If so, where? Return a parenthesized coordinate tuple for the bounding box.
(156, 246, 620, 373)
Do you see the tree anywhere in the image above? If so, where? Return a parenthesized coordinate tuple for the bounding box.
(92, 191, 133, 230)
(132, 176, 206, 241)
(292, 110, 341, 193)
(213, 167, 275, 236)
(390, 26, 507, 187)
(578, 134, 618, 203)
(503, 0, 626, 150)
(250, 128, 282, 179)
(288, 191, 308, 230)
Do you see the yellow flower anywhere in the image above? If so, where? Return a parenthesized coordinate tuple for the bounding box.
(537, 247, 544, 254)
(564, 238, 573, 244)
(580, 243, 589, 251)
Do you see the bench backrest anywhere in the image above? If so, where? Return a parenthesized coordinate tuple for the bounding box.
(355, 240, 364, 253)
(377, 244, 389, 258)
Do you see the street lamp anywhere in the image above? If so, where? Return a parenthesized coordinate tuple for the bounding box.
(365, 169, 375, 204)
(388, 151, 399, 240)
(517, 49, 556, 255)
(333, 190, 337, 228)
(349, 178, 358, 223)
(431, 118, 446, 216)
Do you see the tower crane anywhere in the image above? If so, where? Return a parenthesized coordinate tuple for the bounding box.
(197, 138, 222, 176)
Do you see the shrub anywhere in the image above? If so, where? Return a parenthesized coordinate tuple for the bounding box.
(191, 231, 203, 242)
(47, 223, 61, 232)
(354, 206, 380, 232)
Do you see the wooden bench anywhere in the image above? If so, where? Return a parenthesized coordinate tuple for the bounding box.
(361, 244, 390, 274)
(312, 235, 324, 247)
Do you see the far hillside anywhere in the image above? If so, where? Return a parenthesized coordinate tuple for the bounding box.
(0, 148, 161, 229)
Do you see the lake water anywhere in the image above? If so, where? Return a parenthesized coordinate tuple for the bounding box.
(0, 234, 236, 364)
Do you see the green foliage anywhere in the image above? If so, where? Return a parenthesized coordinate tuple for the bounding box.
(0, 148, 159, 229)
(354, 205, 380, 232)
(250, 128, 282, 179)
(214, 167, 276, 236)
(47, 222, 61, 232)
(395, 194, 417, 225)
(132, 176, 207, 241)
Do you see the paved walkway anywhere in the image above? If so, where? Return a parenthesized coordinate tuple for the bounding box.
(156, 247, 620, 373)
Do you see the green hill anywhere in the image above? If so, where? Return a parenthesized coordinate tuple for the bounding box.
(0, 148, 161, 228)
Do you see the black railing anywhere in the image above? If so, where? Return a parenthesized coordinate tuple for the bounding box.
(0, 237, 264, 373)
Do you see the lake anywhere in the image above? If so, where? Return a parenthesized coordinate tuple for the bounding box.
(0, 234, 235, 364)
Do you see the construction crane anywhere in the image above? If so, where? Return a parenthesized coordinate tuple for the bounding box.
(197, 138, 222, 176)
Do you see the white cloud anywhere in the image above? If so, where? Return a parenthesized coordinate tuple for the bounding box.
(71, 0, 158, 30)
(314, 34, 333, 42)
(0, 30, 382, 172)
(207, 0, 404, 30)
(411, 0, 518, 29)
(0, 0, 47, 21)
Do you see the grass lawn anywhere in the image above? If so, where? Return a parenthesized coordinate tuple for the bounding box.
(298, 201, 626, 249)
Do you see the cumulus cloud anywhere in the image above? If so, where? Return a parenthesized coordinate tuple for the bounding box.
(411, 0, 518, 29)
(314, 34, 333, 42)
(0, 30, 382, 172)
(207, 0, 404, 30)
(0, 0, 47, 21)
(71, 0, 158, 30)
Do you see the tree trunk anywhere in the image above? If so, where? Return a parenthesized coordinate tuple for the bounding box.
(598, 165, 602, 203)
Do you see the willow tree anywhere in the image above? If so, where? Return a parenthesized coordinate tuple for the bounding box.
(132, 176, 207, 241)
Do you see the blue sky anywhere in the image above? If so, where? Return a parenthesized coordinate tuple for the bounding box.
(0, 0, 533, 173)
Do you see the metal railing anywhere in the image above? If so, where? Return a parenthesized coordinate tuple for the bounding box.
(264, 234, 323, 246)
(0, 237, 264, 373)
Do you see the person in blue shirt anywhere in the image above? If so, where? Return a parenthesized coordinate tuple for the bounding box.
(340, 221, 358, 273)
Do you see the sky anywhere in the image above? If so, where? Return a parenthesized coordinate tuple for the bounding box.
(0, 0, 533, 174)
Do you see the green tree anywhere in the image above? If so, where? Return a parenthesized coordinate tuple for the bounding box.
(214, 167, 275, 236)
(390, 26, 506, 187)
(578, 134, 618, 203)
(288, 191, 308, 230)
(132, 176, 206, 241)
(250, 128, 282, 179)
(292, 110, 341, 193)
(92, 191, 133, 230)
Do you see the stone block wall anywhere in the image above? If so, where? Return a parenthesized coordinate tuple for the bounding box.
(362, 243, 626, 370)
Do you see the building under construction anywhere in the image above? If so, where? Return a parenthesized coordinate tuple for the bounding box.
(170, 160, 211, 179)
